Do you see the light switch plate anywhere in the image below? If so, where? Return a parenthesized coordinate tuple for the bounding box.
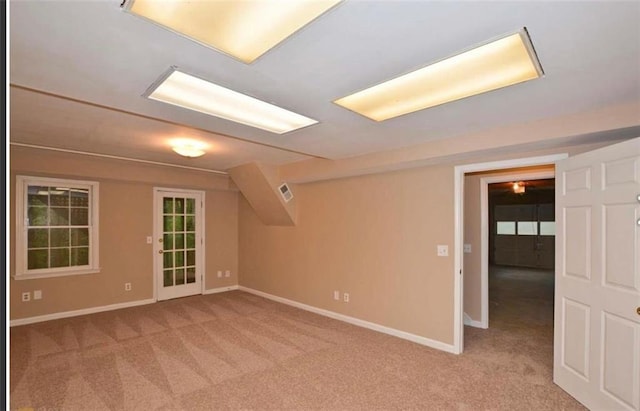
(437, 245, 449, 257)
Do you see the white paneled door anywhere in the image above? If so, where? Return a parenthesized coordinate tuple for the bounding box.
(154, 189, 204, 301)
(554, 138, 640, 410)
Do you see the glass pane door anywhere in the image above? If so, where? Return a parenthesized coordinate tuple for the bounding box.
(156, 190, 203, 301)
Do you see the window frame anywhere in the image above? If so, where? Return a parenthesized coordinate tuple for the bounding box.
(15, 175, 100, 280)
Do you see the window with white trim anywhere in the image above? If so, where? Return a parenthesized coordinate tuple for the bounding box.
(16, 176, 100, 279)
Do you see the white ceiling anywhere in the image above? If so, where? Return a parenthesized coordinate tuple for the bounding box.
(9, 0, 640, 172)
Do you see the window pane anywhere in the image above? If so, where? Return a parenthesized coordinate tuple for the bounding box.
(163, 198, 174, 214)
(28, 207, 49, 226)
(28, 229, 49, 248)
(70, 228, 89, 246)
(28, 249, 48, 269)
(71, 247, 89, 266)
(21, 178, 98, 276)
(186, 198, 195, 214)
(174, 216, 184, 232)
(186, 215, 195, 232)
(175, 233, 184, 250)
(28, 188, 49, 206)
(50, 191, 69, 206)
(163, 252, 173, 268)
(163, 233, 174, 250)
(540, 221, 556, 236)
(175, 198, 184, 214)
(163, 216, 173, 232)
(175, 268, 185, 285)
(70, 208, 88, 225)
(186, 267, 196, 284)
(50, 248, 70, 268)
(175, 251, 184, 268)
(186, 250, 195, 266)
(518, 221, 538, 235)
(163, 270, 174, 287)
(497, 221, 515, 235)
(50, 228, 70, 247)
(70, 190, 89, 207)
(50, 208, 69, 226)
(186, 233, 195, 249)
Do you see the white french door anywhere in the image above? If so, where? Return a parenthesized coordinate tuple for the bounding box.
(154, 188, 204, 301)
(554, 137, 640, 410)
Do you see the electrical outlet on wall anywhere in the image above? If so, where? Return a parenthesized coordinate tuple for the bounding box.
(464, 244, 472, 253)
(124, 283, 132, 291)
(22, 292, 30, 302)
(343, 293, 350, 303)
(437, 245, 449, 257)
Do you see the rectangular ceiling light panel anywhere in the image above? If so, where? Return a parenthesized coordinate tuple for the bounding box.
(334, 29, 544, 121)
(145, 69, 318, 134)
(124, 0, 342, 63)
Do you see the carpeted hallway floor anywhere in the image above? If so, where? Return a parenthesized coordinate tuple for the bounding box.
(10, 271, 584, 410)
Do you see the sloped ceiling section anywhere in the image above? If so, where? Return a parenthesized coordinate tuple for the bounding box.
(228, 162, 297, 226)
(9, 1, 640, 179)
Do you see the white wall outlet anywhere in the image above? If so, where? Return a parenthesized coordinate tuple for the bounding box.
(146, 236, 153, 244)
(343, 292, 350, 303)
(22, 292, 30, 302)
(217, 270, 222, 278)
(333, 290, 340, 301)
(437, 245, 449, 257)
(124, 283, 132, 291)
(33, 290, 42, 300)
(464, 244, 472, 253)
(225, 270, 230, 277)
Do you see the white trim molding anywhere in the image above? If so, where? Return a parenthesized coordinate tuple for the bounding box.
(239, 286, 457, 355)
(204, 285, 239, 295)
(9, 298, 156, 327)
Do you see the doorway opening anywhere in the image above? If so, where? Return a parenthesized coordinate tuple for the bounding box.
(453, 153, 567, 354)
(487, 177, 556, 337)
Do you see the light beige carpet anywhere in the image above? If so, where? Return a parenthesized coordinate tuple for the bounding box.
(10, 275, 583, 410)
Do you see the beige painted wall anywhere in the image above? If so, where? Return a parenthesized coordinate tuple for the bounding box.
(9, 146, 238, 320)
(239, 165, 456, 344)
(239, 140, 627, 347)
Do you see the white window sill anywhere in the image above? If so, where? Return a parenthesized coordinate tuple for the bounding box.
(12, 268, 101, 281)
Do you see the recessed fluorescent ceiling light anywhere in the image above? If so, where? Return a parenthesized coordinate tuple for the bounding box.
(334, 28, 544, 122)
(145, 68, 318, 134)
(123, 0, 342, 64)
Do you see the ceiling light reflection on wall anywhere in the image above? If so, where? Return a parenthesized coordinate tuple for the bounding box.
(334, 28, 544, 121)
(145, 68, 318, 134)
(123, 0, 342, 64)
(171, 139, 207, 158)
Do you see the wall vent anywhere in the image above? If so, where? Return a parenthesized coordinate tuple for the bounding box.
(278, 183, 293, 202)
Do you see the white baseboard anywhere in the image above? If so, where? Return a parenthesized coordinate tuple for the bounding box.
(203, 285, 239, 295)
(464, 312, 487, 329)
(238, 286, 457, 355)
(10, 298, 156, 327)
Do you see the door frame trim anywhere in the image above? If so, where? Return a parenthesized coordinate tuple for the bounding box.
(478, 170, 555, 329)
(453, 153, 568, 354)
(153, 187, 206, 301)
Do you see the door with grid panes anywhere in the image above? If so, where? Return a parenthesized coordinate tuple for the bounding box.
(155, 189, 204, 301)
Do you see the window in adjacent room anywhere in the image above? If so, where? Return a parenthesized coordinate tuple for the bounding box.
(15, 176, 100, 279)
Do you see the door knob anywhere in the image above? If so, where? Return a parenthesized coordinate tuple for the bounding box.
(158, 250, 163, 254)
(637, 307, 640, 316)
